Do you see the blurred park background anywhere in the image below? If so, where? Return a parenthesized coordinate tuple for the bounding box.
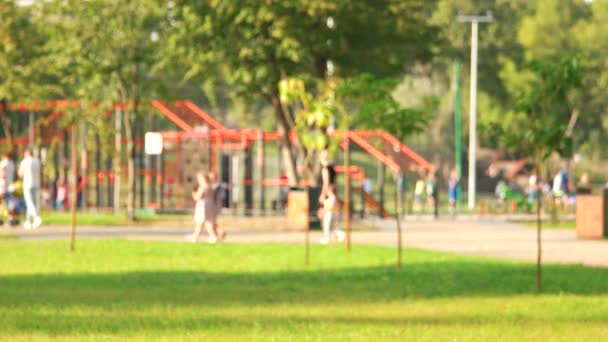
(2, 0, 607, 227)
(2, 1, 608, 340)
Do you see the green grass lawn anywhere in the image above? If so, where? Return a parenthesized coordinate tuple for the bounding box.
(518, 220, 576, 229)
(1, 241, 607, 341)
(0, 232, 17, 240)
(41, 211, 190, 226)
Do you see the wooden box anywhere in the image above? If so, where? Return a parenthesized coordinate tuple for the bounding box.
(576, 194, 607, 238)
(287, 190, 308, 231)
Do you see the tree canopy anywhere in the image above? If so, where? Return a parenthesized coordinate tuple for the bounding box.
(2, 0, 608, 179)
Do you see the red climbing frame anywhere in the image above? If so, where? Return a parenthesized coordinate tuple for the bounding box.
(1, 99, 434, 213)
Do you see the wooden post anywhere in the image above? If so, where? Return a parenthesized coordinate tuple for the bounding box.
(69, 127, 78, 252)
(28, 112, 34, 149)
(535, 162, 542, 291)
(148, 114, 155, 207)
(396, 172, 403, 269)
(159, 151, 165, 211)
(378, 161, 386, 217)
(303, 151, 310, 266)
(344, 132, 351, 252)
(177, 136, 182, 209)
(305, 205, 309, 265)
(95, 134, 102, 208)
(258, 132, 266, 215)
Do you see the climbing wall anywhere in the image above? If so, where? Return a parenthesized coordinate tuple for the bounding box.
(181, 137, 212, 202)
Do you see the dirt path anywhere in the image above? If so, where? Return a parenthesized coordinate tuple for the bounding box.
(4, 218, 607, 267)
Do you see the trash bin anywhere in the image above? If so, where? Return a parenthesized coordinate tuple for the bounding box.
(286, 186, 321, 230)
(575, 188, 608, 238)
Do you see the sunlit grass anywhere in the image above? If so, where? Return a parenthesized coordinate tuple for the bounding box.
(41, 211, 189, 226)
(517, 220, 576, 229)
(1, 240, 607, 340)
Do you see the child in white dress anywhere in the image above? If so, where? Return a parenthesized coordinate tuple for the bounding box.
(319, 185, 345, 244)
(187, 172, 219, 243)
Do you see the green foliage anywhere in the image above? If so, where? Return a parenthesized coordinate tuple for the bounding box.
(3, 0, 608, 168)
(339, 73, 434, 141)
(0, 2, 60, 101)
(42, 0, 164, 105)
(38, 0, 170, 218)
(279, 77, 339, 154)
(501, 56, 582, 162)
(169, 1, 440, 114)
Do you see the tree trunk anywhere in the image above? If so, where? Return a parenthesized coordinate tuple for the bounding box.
(0, 100, 12, 150)
(344, 133, 351, 251)
(113, 110, 122, 214)
(565, 109, 578, 138)
(270, 90, 298, 186)
(69, 126, 78, 252)
(396, 172, 404, 269)
(536, 163, 542, 291)
(1, 116, 13, 151)
(123, 109, 136, 221)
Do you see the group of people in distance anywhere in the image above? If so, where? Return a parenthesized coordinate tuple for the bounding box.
(413, 172, 437, 212)
(186, 171, 226, 244)
(0, 149, 42, 229)
(186, 149, 343, 245)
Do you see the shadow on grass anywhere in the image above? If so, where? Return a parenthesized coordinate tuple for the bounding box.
(1, 261, 607, 309)
(2, 259, 608, 335)
(0, 233, 17, 240)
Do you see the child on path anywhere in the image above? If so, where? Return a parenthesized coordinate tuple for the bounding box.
(414, 176, 425, 212)
(187, 172, 219, 244)
(55, 177, 67, 211)
(448, 170, 458, 215)
(426, 173, 436, 210)
(319, 185, 344, 244)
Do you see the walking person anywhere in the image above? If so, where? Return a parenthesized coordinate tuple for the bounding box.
(317, 148, 344, 244)
(413, 175, 425, 212)
(448, 170, 459, 215)
(526, 174, 538, 212)
(318, 148, 337, 204)
(208, 171, 226, 241)
(55, 176, 67, 211)
(426, 173, 436, 210)
(0, 153, 15, 209)
(18, 149, 41, 229)
(319, 184, 344, 244)
(187, 172, 219, 244)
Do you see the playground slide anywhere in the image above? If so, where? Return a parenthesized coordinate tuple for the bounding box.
(354, 186, 390, 218)
(150, 101, 430, 219)
(151, 100, 226, 132)
(378, 131, 434, 172)
(151, 103, 433, 178)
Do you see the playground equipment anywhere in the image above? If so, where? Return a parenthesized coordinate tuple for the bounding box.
(152, 101, 434, 216)
(0, 100, 434, 217)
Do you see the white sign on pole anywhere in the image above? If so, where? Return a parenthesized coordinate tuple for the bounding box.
(145, 132, 163, 155)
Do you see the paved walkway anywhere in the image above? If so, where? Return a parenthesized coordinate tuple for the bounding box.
(4, 219, 607, 267)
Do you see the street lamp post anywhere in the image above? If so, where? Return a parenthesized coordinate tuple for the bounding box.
(457, 12, 493, 210)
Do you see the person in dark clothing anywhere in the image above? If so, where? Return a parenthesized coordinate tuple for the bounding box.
(317, 148, 343, 244)
(318, 148, 336, 204)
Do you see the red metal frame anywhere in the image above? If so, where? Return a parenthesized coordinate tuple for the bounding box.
(347, 131, 401, 173)
(181, 100, 225, 130)
(378, 130, 434, 172)
(150, 100, 193, 132)
(2, 99, 434, 186)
